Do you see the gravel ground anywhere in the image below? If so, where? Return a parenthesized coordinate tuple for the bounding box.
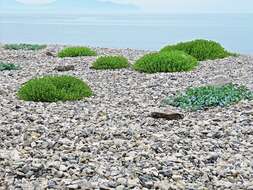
(0, 45, 253, 190)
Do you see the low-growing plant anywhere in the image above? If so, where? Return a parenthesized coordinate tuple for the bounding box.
(0, 62, 20, 71)
(133, 51, 198, 73)
(58, 47, 97, 58)
(4, 43, 46, 50)
(17, 75, 92, 102)
(164, 84, 253, 111)
(91, 56, 129, 70)
(160, 39, 232, 61)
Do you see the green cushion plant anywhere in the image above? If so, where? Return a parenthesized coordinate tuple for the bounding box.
(17, 75, 92, 102)
(164, 83, 253, 111)
(58, 47, 97, 58)
(4, 43, 46, 50)
(133, 51, 198, 73)
(160, 39, 232, 61)
(91, 56, 129, 70)
(0, 62, 20, 71)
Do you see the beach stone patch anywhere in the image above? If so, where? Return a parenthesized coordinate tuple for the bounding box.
(150, 108, 184, 120)
(211, 75, 232, 86)
(0, 45, 253, 189)
(0, 149, 20, 160)
(0, 89, 7, 95)
(54, 65, 75, 72)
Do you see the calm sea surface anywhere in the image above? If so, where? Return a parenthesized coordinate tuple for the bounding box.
(0, 13, 253, 54)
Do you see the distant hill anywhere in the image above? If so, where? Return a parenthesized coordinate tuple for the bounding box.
(0, 0, 138, 13)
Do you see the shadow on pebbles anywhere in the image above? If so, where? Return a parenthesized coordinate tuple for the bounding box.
(0, 45, 253, 189)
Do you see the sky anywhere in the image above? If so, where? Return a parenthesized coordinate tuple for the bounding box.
(1, 0, 253, 14)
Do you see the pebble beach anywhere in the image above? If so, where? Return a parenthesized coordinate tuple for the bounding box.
(0, 45, 253, 189)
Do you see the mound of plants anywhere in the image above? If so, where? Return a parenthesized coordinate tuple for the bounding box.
(0, 62, 20, 71)
(58, 47, 97, 58)
(17, 75, 92, 102)
(91, 56, 129, 70)
(164, 84, 253, 111)
(133, 51, 198, 73)
(4, 43, 46, 50)
(160, 39, 232, 61)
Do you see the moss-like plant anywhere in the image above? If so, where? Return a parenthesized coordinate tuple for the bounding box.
(160, 39, 232, 61)
(4, 44, 46, 50)
(91, 56, 129, 70)
(164, 84, 253, 111)
(58, 47, 97, 58)
(0, 62, 20, 71)
(18, 75, 92, 102)
(133, 51, 198, 73)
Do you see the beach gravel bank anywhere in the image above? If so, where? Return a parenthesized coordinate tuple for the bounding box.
(0, 45, 253, 189)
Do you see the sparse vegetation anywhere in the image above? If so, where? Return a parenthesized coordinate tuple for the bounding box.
(17, 75, 92, 102)
(133, 51, 198, 73)
(0, 62, 20, 71)
(91, 56, 129, 70)
(58, 47, 97, 58)
(164, 84, 253, 111)
(4, 44, 46, 50)
(160, 39, 232, 61)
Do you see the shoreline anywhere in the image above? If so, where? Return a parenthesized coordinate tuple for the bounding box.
(1, 43, 253, 56)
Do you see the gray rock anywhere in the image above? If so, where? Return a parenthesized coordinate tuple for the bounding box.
(45, 51, 55, 57)
(54, 65, 75, 72)
(150, 108, 184, 120)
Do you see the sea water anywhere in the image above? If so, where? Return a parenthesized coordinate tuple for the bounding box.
(0, 13, 252, 54)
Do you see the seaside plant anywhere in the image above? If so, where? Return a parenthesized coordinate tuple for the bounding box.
(133, 50, 198, 73)
(0, 62, 20, 71)
(17, 75, 92, 102)
(91, 56, 129, 70)
(4, 43, 46, 51)
(163, 83, 253, 111)
(58, 47, 97, 58)
(160, 39, 232, 61)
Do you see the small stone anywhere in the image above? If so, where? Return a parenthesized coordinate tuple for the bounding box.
(0, 89, 6, 95)
(116, 185, 125, 190)
(54, 65, 75, 72)
(212, 75, 231, 86)
(127, 178, 139, 187)
(117, 178, 127, 185)
(154, 180, 170, 190)
(99, 185, 112, 190)
(59, 165, 68, 171)
(45, 51, 55, 56)
(142, 181, 153, 189)
(205, 153, 219, 164)
(25, 171, 34, 178)
(150, 108, 184, 120)
(67, 184, 79, 189)
(55, 171, 64, 178)
(159, 169, 173, 178)
(0, 149, 20, 160)
(172, 175, 182, 181)
(48, 180, 57, 188)
(21, 164, 31, 174)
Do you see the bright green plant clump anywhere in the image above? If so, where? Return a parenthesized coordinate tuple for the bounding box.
(133, 51, 198, 73)
(92, 56, 129, 70)
(58, 47, 97, 58)
(4, 43, 46, 50)
(164, 84, 253, 111)
(18, 75, 92, 102)
(0, 63, 20, 71)
(160, 39, 232, 61)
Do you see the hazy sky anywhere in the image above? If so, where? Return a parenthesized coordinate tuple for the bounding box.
(1, 0, 253, 13)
